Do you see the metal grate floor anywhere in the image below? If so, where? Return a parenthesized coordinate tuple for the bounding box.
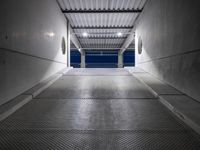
(0, 69, 200, 149)
(0, 129, 200, 150)
(0, 99, 185, 130)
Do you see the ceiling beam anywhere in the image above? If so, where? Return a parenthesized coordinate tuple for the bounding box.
(71, 48, 135, 50)
(62, 9, 142, 14)
(69, 26, 82, 52)
(119, 27, 135, 54)
(72, 26, 134, 29)
(79, 37, 126, 40)
(119, 2, 146, 54)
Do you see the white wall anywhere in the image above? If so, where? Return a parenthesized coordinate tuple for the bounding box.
(0, 0, 68, 105)
(135, 0, 200, 102)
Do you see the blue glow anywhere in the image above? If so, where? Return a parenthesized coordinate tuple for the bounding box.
(70, 49, 135, 68)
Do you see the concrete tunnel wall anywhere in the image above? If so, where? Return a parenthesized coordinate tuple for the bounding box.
(0, 0, 68, 105)
(135, 0, 200, 102)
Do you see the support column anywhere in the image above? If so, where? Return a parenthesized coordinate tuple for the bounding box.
(81, 50, 86, 68)
(67, 21, 71, 67)
(118, 51, 123, 68)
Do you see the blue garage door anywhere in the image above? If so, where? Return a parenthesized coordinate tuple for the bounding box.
(70, 50, 135, 68)
(70, 50, 81, 68)
(86, 51, 118, 68)
(123, 51, 135, 67)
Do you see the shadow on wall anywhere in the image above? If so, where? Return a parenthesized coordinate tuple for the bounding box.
(0, 45, 67, 106)
(0, 0, 68, 106)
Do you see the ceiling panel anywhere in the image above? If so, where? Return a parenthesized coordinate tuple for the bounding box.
(57, 0, 147, 50)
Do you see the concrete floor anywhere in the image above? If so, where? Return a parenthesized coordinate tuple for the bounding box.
(0, 68, 200, 149)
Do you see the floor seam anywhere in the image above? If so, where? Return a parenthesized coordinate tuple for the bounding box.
(33, 98, 159, 100)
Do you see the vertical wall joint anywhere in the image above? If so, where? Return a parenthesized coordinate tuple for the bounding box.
(118, 51, 124, 68)
(67, 21, 71, 67)
(81, 50, 86, 68)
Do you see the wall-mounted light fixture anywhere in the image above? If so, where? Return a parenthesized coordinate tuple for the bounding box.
(117, 32, 122, 37)
(82, 32, 88, 37)
(46, 32, 55, 37)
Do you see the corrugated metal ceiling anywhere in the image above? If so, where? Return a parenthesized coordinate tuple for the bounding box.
(57, 0, 147, 50)
(58, 0, 146, 10)
(65, 13, 138, 27)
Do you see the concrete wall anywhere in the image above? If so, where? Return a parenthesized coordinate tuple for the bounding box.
(135, 0, 200, 102)
(0, 0, 67, 105)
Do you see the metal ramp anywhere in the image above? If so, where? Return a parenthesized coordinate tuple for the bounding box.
(0, 69, 200, 149)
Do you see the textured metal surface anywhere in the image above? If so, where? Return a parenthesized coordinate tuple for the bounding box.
(74, 28, 130, 38)
(65, 68, 131, 76)
(1, 68, 200, 149)
(66, 13, 138, 30)
(36, 76, 155, 99)
(58, 0, 146, 11)
(133, 73, 182, 95)
(57, 0, 147, 49)
(0, 129, 200, 150)
(65, 12, 137, 49)
(0, 99, 183, 130)
(79, 37, 127, 49)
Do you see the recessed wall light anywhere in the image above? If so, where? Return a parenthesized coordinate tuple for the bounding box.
(117, 32, 122, 36)
(46, 32, 55, 37)
(83, 32, 88, 37)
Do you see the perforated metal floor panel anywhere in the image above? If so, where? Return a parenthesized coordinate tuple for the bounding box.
(0, 129, 200, 150)
(0, 68, 200, 149)
(0, 99, 184, 130)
